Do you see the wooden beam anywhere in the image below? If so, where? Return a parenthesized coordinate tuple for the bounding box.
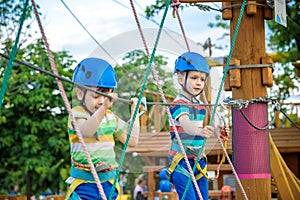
(270, 135, 296, 199)
(207, 164, 232, 171)
(277, 144, 300, 197)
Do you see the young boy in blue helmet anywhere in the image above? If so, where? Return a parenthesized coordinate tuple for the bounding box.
(168, 52, 229, 200)
(65, 57, 140, 200)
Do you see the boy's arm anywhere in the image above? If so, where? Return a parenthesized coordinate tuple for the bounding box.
(76, 106, 107, 137)
(178, 114, 213, 138)
(76, 93, 117, 137)
(117, 97, 140, 147)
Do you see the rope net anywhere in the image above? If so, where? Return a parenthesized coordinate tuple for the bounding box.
(4, 1, 286, 200)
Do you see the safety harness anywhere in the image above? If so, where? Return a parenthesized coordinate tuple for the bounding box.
(167, 152, 209, 181)
(167, 136, 210, 181)
(65, 161, 120, 200)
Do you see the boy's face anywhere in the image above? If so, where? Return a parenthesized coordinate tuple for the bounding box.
(178, 70, 206, 97)
(76, 87, 112, 113)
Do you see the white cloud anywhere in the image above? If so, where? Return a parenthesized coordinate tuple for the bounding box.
(34, 1, 226, 62)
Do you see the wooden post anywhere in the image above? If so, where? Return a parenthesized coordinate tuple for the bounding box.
(143, 166, 164, 200)
(229, 1, 271, 199)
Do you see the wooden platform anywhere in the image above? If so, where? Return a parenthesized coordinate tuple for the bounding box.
(46, 195, 65, 200)
(145, 191, 234, 200)
(0, 196, 26, 200)
(270, 128, 300, 153)
(127, 128, 300, 156)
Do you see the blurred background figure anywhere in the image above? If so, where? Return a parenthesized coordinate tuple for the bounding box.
(8, 185, 19, 195)
(133, 174, 147, 200)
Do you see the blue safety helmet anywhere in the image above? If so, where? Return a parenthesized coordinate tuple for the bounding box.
(174, 52, 210, 75)
(72, 58, 117, 88)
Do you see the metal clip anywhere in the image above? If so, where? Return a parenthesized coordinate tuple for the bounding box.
(139, 97, 147, 117)
(274, 102, 281, 111)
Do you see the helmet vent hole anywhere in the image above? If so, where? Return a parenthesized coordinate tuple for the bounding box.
(81, 65, 85, 72)
(86, 71, 92, 79)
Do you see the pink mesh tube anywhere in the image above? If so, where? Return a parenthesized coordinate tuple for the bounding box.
(232, 103, 270, 178)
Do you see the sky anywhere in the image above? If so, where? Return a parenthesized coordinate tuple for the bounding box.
(33, 0, 227, 63)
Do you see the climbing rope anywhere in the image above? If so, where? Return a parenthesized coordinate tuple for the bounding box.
(280, 109, 300, 129)
(0, 0, 29, 111)
(240, 109, 269, 130)
(171, 0, 191, 52)
(200, 92, 227, 181)
(108, 1, 171, 199)
(30, 0, 107, 199)
(182, 0, 249, 199)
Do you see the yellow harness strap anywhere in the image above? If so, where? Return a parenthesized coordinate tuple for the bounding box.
(167, 153, 184, 174)
(65, 178, 85, 200)
(195, 159, 209, 180)
(64, 179, 120, 200)
(167, 153, 209, 180)
(220, 141, 227, 164)
(109, 179, 121, 200)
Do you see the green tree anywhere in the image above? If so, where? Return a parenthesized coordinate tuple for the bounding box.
(266, 0, 300, 99)
(0, 1, 76, 197)
(0, 38, 76, 196)
(113, 49, 175, 120)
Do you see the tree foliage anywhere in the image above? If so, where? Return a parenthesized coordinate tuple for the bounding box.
(113, 49, 175, 120)
(145, 0, 168, 18)
(0, 38, 76, 196)
(0, 0, 76, 197)
(266, 0, 300, 100)
(267, 0, 300, 62)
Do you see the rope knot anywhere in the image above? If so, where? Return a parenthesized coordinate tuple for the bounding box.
(171, 0, 181, 18)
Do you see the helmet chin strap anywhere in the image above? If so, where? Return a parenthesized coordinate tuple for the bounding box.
(181, 71, 202, 102)
(80, 89, 94, 115)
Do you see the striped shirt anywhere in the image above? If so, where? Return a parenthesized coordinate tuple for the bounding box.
(68, 106, 128, 169)
(169, 94, 206, 157)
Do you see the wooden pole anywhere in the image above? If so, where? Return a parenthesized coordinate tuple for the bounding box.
(228, 1, 271, 199)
